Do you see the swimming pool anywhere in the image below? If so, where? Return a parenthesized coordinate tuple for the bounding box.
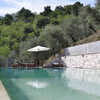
(0, 68, 100, 100)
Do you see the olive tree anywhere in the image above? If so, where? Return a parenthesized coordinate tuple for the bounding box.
(60, 15, 92, 45)
(38, 24, 67, 55)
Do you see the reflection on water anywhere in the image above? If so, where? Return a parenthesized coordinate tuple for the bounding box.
(27, 81, 48, 88)
(62, 68, 100, 83)
(62, 68, 100, 96)
(67, 79, 100, 96)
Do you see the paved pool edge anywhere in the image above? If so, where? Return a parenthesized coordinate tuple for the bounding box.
(0, 80, 11, 100)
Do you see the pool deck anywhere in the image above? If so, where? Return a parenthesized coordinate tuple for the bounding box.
(0, 80, 11, 100)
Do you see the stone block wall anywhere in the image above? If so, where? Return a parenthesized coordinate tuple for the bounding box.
(64, 41, 100, 56)
(62, 41, 100, 68)
(61, 53, 100, 68)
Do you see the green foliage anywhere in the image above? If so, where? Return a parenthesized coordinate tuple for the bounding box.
(1, 14, 13, 25)
(96, 0, 100, 12)
(33, 16, 50, 29)
(0, 45, 10, 57)
(0, 56, 8, 67)
(41, 6, 52, 16)
(17, 7, 36, 22)
(64, 5, 72, 15)
(50, 18, 59, 25)
(51, 12, 58, 18)
(60, 15, 92, 45)
(19, 37, 38, 62)
(80, 5, 100, 33)
(55, 5, 65, 15)
(72, 2, 83, 16)
(63, 2, 83, 16)
(38, 25, 67, 54)
(11, 42, 20, 53)
(0, 1, 100, 65)
(33, 15, 50, 36)
(24, 25, 34, 34)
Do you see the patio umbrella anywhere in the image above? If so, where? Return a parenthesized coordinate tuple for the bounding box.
(27, 46, 50, 66)
(27, 46, 50, 52)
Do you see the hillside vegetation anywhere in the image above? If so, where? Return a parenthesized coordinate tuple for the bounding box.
(0, 0, 100, 67)
(73, 30, 100, 45)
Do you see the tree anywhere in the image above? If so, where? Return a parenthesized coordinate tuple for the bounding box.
(17, 7, 35, 22)
(11, 42, 20, 54)
(50, 18, 59, 25)
(55, 5, 65, 15)
(36, 17, 50, 28)
(38, 25, 67, 55)
(64, 2, 83, 16)
(0, 45, 10, 57)
(96, 0, 100, 12)
(22, 24, 34, 41)
(80, 5, 100, 33)
(51, 12, 58, 18)
(65, 5, 72, 14)
(60, 16, 92, 44)
(19, 37, 38, 62)
(2, 14, 13, 25)
(0, 56, 8, 67)
(0, 16, 2, 25)
(41, 6, 52, 16)
(33, 16, 50, 36)
(73, 2, 83, 16)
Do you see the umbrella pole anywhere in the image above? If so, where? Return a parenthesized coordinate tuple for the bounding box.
(37, 52, 39, 67)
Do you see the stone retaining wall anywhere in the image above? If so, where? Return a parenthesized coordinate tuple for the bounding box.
(62, 41, 100, 68)
(64, 41, 100, 56)
(61, 53, 100, 68)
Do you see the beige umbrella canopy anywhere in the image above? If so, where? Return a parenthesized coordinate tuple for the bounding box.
(27, 46, 50, 66)
(27, 46, 50, 52)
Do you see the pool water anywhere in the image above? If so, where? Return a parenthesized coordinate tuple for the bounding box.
(0, 68, 100, 100)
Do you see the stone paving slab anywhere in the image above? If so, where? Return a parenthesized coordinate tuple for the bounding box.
(0, 80, 10, 100)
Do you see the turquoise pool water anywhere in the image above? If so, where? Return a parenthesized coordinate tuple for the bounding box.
(0, 68, 100, 100)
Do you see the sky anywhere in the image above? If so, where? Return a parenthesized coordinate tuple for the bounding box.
(0, 0, 96, 16)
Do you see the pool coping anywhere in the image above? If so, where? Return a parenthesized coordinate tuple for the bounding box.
(0, 80, 11, 100)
